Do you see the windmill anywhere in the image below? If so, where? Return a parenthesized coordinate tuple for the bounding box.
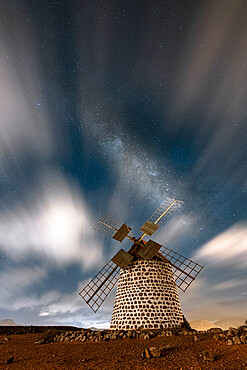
(79, 199, 203, 330)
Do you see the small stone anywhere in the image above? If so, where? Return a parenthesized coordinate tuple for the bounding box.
(193, 335, 199, 341)
(149, 347, 161, 358)
(240, 334, 246, 344)
(34, 339, 44, 345)
(142, 349, 151, 358)
(228, 339, 233, 345)
(232, 336, 241, 345)
(6, 356, 14, 364)
(201, 351, 215, 362)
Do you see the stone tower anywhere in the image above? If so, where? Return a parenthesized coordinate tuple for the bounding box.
(110, 255, 184, 330)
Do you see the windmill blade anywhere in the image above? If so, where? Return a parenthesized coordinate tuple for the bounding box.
(93, 215, 123, 238)
(111, 249, 134, 269)
(93, 215, 133, 242)
(79, 260, 120, 312)
(159, 245, 203, 292)
(140, 198, 184, 237)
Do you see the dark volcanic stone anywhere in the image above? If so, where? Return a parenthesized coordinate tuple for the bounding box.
(6, 356, 14, 364)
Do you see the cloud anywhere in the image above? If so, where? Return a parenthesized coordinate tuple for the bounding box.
(0, 171, 103, 269)
(0, 266, 47, 308)
(213, 278, 247, 292)
(194, 222, 247, 267)
(155, 213, 198, 251)
(0, 25, 54, 173)
(180, 277, 247, 322)
(169, 1, 247, 193)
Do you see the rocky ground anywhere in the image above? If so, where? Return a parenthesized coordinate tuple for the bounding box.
(0, 325, 247, 369)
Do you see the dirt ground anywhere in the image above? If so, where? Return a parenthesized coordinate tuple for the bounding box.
(0, 331, 247, 369)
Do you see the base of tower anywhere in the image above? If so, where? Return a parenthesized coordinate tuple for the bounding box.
(110, 257, 184, 331)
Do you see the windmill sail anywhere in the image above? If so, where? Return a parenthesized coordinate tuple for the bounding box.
(159, 245, 203, 292)
(140, 199, 184, 237)
(79, 260, 120, 312)
(79, 198, 204, 320)
(93, 215, 123, 238)
(93, 215, 133, 242)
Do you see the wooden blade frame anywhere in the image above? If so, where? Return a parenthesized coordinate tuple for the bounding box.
(111, 249, 134, 269)
(137, 240, 162, 261)
(93, 215, 122, 238)
(113, 223, 132, 242)
(79, 260, 120, 312)
(159, 245, 203, 292)
(139, 199, 184, 240)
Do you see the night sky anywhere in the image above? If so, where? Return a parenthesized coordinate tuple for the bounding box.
(1, 0, 247, 328)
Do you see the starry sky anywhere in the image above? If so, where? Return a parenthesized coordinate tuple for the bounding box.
(1, 0, 247, 328)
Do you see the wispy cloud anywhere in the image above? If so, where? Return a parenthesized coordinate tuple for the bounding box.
(213, 278, 247, 292)
(0, 171, 103, 269)
(0, 266, 47, 308)
(181, 277, 247, 322)
(0, 19, 55, 173)
(171, 1, 247, 192)
(194, 222, 247, 267)
(155, 214, 198, 251)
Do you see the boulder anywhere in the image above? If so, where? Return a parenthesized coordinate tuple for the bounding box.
(142, 345, 174, 358)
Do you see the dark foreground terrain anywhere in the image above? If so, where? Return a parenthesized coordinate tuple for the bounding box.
(0, 326, 247, 369)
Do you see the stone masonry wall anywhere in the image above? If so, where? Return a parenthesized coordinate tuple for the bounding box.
(110, 257, 184, 330)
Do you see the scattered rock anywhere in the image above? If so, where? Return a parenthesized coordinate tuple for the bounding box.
(241, 334, 246, 344)
(34, 339, 44, 345)
(142, 345, 175, 358)
(39, 329, 61, 344)
(201, 351, 215, 362)
(29, 326, 197, 344)
(193, 334, 199, 341)
(142, 348, 151, 359)
(149, 346, 162, 358)
(232, 336, 241, 345)
(6, 356, 14, 364)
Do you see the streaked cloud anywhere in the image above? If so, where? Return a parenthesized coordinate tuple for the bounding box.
(0, 266, 47, 308)
(155, 214, 198, 251)
(0, 26, 54, 172)
(194, 222, 247, 267)
(181, 277, 247, 322)
(0, 171, 103, 269)
(213, 278, 247, 292)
